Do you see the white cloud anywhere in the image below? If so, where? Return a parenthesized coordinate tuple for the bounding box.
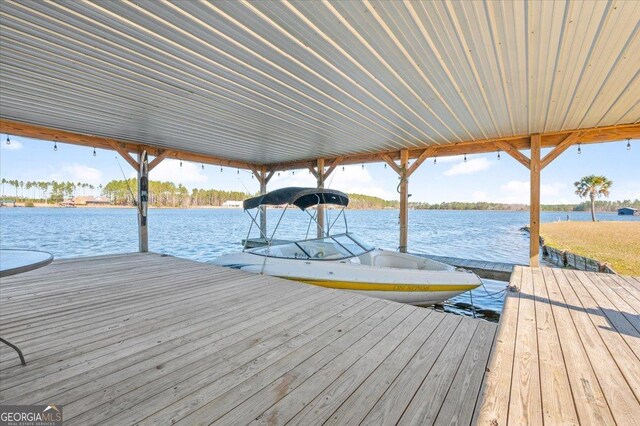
(269, 165, 395, 200)
(1, 140, 23, 151)
(443, 157, 492, 176)
(472, 190, 488, 201)
(434, 154, 465, 163)
(50, 163, 103, 185)
(149, 159, 208, 185)
(497, 180, 566, 203)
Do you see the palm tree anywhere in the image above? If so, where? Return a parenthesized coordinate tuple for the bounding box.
(574, 175, 613, 221)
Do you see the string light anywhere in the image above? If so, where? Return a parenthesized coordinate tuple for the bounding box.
(201, 163, 204, 170)
(93, 147, 97, 157)
(54, 142, 58, 151)
(433, 157, 437, 164)
(180, 160, 183, 167)
(627, 138, 631, 150)
(463, 153, 467, 162)
(220, 167, 223, 172)
(577, 143, 582, 154)
(237, 169, 239, 174)
(277, 172, 280, 177)
(5, 135, 10, 145)
(497, 150, 501, 160)
(342, 166, 345, 172)
(384, 163, 387, 169)
(292, 170, 295, 175)
(362, 163, 364, 169)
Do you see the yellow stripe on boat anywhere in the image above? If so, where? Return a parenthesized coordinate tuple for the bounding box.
(284, 278, 479, 292)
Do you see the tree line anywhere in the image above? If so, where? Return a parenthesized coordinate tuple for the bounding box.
(4, 177, 638, 211)
(1, 178, 98, 202)
(102, 179, 247, 207)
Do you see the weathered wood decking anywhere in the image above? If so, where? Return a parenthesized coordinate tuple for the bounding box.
(0, 253, 496, 425)
(421, 254, 518, 281)
(478, 266, 640, 425)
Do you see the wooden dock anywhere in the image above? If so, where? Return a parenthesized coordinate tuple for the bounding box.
(478, 266, 640, 425)
(1, 253, 496, 425)
(421, 254, 518, 281)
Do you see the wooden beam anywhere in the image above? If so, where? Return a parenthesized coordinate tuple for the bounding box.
(264, 169, 275, 185)
(530, 134, 541, 267)
(381, 154, 402, 175)
(316, 158, 325, 239)
(265, 123, 640, 171)
(108, 140, 139, 171)
(399, 150, 409, 253)
(406, 147, 436, 177)
(248, 164, 261, 182)
(2, 118, 638, 173)
(308, 166, 319, 179)
(324, 156, 344, 179)
(148, 149, 173, 172)
(495, 141, 531, 169)
(138, 151, 149, 253)
(259, 165, 268, 238)
(0, 119, 256, 170)
(541, 132, 582, 170)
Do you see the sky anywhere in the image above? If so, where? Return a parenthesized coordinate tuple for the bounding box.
(1, 133, 638, 204)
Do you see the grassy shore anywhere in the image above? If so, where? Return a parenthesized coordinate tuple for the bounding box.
(541, 221, 640, 275)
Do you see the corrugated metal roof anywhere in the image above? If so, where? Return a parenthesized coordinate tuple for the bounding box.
(1, 1, 638, 164)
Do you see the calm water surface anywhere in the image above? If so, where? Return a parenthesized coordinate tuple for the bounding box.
(2, 207, 637, 321)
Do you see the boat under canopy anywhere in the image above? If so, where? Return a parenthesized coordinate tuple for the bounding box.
(213, 187, 482, 306)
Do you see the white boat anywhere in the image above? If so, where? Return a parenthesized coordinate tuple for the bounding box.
(211, 187, 482, 306)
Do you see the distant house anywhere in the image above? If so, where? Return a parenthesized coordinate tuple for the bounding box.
(618, 207, 638, 216)
(86, 196, 111, 205)
(60, 196, 111, 206)
(222, 200, 243, 208)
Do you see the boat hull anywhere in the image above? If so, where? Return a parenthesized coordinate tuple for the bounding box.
(211, 250, 482, 306)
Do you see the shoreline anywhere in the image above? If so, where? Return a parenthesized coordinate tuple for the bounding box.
(0, 203, 633, 213)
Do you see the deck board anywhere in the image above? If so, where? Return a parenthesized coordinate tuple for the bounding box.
(0, 253, 495, 425)
(478, 266, 640, 425)
(420, 254, 519, 281)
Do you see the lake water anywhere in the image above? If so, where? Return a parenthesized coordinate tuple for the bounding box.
(1, 207, 637, 321)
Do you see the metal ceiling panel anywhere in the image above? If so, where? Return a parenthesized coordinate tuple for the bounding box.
(1, 0, 638, 164)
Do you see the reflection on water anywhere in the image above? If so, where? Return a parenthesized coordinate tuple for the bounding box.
(2, 207, 637, 321)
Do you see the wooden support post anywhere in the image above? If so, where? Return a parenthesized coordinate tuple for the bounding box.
(138, 150, 149, 253)
(316, 158, 325, 238)
(259, 165, 267, 238)
(530, 134, 541, 267)
(399, 149, 409, 253)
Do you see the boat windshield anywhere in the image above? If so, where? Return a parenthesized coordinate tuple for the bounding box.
(249, 233, 374, 260)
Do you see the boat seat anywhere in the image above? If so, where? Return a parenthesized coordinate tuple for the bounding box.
(373, 252, 422, 270)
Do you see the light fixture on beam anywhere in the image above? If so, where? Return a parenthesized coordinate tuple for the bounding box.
(220, 167, 223, 172)
(362, 163, 364, 169)
(93, 147, 97, 157)
(497, 151, 501, 160)
(201, 163, 204, 170)
(5, 135, 10, 145)
(433, 157, 437, 164)
(464, 153, 467, 162)
(54, 142, 57, 151)
(627, 138, 631, 150)
(577, 143, 582, 154)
